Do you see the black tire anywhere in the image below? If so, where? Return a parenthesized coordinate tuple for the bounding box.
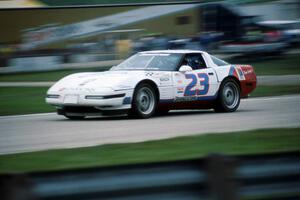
(64, 115, 85, 120)
(130, 83, 157, 118)
(214, 78, 240, 113)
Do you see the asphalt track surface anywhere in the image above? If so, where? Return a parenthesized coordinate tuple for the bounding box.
(0, 95, 299, 155)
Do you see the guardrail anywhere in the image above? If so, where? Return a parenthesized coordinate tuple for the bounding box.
(1, 151, 300, 200)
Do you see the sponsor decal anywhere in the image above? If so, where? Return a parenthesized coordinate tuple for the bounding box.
(160, 77, 170, 81)
(175, 96, 197, 102)
(145, 72, 154, 76)
(177, 87, 184, 93)
(175, 95, 217, 102)
(243, 69, 253, 75)
(160, 95, 217, 103)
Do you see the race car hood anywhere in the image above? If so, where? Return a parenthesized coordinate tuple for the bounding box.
(49, 71, 143, 93)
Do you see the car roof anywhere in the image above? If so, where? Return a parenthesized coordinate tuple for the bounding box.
(139, 50, 207, 54)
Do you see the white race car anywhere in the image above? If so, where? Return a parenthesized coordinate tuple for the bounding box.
(46, 50, 256, 119)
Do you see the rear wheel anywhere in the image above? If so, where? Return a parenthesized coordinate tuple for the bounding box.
(130, 83, 157, 118)
(214, 78, 240, 112)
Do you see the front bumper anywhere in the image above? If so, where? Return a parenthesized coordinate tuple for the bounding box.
(46, 89, 133, 110)
(56, 106, 130, 116)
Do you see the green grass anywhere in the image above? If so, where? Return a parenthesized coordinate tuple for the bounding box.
(0, 87, 54, 115)
(0, 85, 300, 116)
(0, 67, 109, 82)
(0, 128, 299, 173)
(251, 85, 300, 97)
(253, 55, 300, 75)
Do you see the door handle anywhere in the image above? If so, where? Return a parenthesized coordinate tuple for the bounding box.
(208, 72, 214, 76)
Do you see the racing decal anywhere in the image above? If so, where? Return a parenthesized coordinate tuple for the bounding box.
(184, 73, 209, 96)
(197, 73, 209, 95)
(229, 65, 245, 80)
(145, 72, 163, 77)
(242, 67, 254, 75)
(159, 73, 172, 86)
(229, 66, 238, 78)
(175, 95, 217, 102)
(160, 94, 217, 103)
(184, 74, 197, 96)
(145, 72, 154, 76)
(160, 77, 170, 82)
(236, 67, 246, 80)
(177, 87, 184, 94)
(159, 86, 174, 100)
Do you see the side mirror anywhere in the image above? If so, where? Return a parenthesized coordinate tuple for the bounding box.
(179, 65, 193, 73)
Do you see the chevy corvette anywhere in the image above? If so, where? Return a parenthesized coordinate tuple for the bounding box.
(46, 50, 256, 119)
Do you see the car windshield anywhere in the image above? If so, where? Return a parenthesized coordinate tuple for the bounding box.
(111, 53, 182, 71)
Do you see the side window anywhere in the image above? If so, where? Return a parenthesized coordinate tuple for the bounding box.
(181, 53, 207, 70)
(211, 55, 229, 66)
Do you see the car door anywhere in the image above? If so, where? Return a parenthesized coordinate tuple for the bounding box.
(173, 53, 218, 101)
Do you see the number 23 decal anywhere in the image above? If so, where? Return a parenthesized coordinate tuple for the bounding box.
(184, 73, 209, 96)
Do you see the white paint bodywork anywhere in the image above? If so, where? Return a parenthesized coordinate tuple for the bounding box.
(46, 50, 244, 112)
(46, 70, 171, 110)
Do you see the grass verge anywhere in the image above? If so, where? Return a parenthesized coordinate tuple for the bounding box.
(0, 87, 54, 115)
(0, 67, 109, 82)
(250, 85, 300, 97)
(0, 128, 299, 173)
(0, 85, 300, 116)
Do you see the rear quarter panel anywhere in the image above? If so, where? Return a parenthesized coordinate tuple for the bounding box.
(214, 64, 257, 98)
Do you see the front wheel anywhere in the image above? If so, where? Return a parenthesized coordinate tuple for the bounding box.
(130, 83, 157, 118)
(214, 78, 240, 112)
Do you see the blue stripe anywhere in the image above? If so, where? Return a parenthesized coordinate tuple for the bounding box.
(229, 66, 235, 76)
